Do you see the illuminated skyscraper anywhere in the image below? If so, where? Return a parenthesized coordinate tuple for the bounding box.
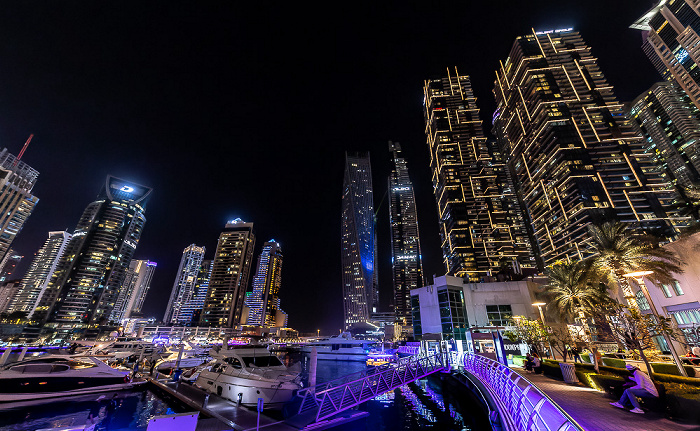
(9, 231, 71, 317)
(33, 176, 151, 329)
(628, 81, 700, 189)
(200, 219, 255, 327)
(632, 1, 700, 110)
(492, 29, 680, 266)
(388, 142, 424, 325)
(110, 259, 156, 322)
(0, 249, 22, 283)
(164, 244, 206, 325)
(341, 152, 377, 329)
(423, 69, 536, 281)
(247, 240, 285, 327)
(0, 148, 39, 265)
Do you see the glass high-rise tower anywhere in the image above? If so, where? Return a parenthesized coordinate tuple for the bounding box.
(423, 69, 536, 281)
(628, 81, 700, 189)
(247, 240, 285, 327)
(0, 148, 39, 265)
(632, 1, 700, 110)
(492, 29, 680, 267)
(110, 259, 156, 322)
(164, 244, 206, 325)
(200, 219, 255, 328)
(33, 176, 151, 329)
(9, 231, 72, 317)
(341, 152, 377, 329)
(388, 142, 424, 325)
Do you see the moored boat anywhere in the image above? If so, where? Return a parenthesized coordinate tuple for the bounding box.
(194, 345, 301, 408)
(0, 355, 140, 402)
(300, 332, 376, 362)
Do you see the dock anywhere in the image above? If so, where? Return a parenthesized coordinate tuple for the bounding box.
(147, 377, 368, 431)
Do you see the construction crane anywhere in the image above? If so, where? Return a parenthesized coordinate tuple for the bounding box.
(12, 134, 33, 167)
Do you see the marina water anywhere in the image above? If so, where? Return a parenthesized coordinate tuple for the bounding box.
(0, 356, 486, 430)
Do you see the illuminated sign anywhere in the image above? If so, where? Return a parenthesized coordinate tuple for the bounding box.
(393, 187, 410, 191)
(120, 186, 134, 192)
(535, 27, 573, 35)
(676, 48, 689, 63)
(396, 254, 417, 260)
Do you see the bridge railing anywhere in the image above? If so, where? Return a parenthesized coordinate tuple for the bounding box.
(295, 352, 448, 422)
(461, 353, 583, 431)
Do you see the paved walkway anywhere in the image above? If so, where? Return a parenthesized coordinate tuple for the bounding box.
(511, 367, 700, 431)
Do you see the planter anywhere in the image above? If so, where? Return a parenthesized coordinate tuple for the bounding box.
(559, 362, 579, 383)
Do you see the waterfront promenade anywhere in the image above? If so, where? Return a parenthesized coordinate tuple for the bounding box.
(512, 367, 700, 431)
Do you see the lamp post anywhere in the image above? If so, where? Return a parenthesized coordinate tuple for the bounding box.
(623, 271, 687, 377)
(532, 302, 553, 359)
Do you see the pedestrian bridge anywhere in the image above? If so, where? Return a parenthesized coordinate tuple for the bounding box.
(286, 351, 583, 431)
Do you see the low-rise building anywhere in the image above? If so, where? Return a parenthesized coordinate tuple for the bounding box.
(410, 275, 542, 341)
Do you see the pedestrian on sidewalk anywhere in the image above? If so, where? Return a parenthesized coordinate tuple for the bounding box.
(525, 353, 533, 372)
(532, 353, 542, 374)
(609, 364, 658, 414)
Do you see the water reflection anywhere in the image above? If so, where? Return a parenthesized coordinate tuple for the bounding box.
(0, 390, 185, 431)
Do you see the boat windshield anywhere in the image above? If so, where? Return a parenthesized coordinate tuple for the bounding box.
(9, 358, 96, 372)
(242, 356, 283, 368)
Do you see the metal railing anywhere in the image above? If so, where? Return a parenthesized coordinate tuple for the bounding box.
(461, 353, 583, 431)
(294, 352, 448, 422)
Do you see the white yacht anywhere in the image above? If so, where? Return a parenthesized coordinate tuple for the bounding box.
(300, 333, 376, 362)
(155, 344, 211, 372)
(194, 345, 301, 409)
(0, 355, 137, 402)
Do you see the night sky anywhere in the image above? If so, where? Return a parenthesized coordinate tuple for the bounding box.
(0, 2, 660, 334)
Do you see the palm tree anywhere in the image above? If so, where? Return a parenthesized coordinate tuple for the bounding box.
(543, 260, 611, 322)
(587, 221, 683, 310)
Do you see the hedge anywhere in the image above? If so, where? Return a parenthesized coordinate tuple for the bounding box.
(601, 357, 626, 369)
(650, 362, 696, 378)
(652, 372, 700, 386)
(541, 361, 563, 380)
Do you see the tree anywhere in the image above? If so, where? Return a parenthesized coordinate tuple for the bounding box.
(510, 316, 548, 356)
(542, 260, 613, 322)
(587, 222, 683, 310)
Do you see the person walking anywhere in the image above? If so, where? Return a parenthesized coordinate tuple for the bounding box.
(610, 364, 658, 414)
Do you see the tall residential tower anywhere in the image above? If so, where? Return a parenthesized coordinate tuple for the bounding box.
(9, 231, 71, 317)
(110, 260, 157, 322)
(164, 244, 206, 325)
(341, 152, 377, 329)
(388, 142, 424, 325)
(33, 176, 151, 329)
(423, 69, 536, 281)
(247, 240, 285, 327)
(200, 219, 255, 328)
(0, 148, 39, 265)
(492, 30, 680, 267)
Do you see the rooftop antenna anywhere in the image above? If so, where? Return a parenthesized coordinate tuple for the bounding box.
(13, 134, 33, 166)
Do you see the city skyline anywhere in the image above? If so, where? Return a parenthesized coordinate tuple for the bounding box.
(0, 2, 670, 333)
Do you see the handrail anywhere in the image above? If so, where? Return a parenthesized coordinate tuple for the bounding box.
(294, 352, 448, 423)
(461, 353, 583, 431)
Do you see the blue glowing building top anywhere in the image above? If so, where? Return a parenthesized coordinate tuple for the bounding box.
(341, 151, 377, 329)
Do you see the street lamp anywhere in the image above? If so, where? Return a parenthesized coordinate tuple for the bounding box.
(317, 329, 320, 338)
(623, 271, 687, 377)
(532, 302, 553, 359)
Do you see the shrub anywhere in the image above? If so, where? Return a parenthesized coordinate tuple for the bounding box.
(601, 357, 626, 369)
(652, 372, 700, 386)
(581, 354, 592, 364)
(651, 362, 696, 377)
(541, 361, 563, 380)
(589, 374, 626, 397)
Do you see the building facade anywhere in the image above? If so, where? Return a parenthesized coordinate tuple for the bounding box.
(200, 219, 255, 328)
(0, 148, 39, 265)
(0, 280, 21, 314)
(33, 176, 151, 330)
(0, 250, 22, 283)
(247, 240, 285, 327)
(633, 0, 700, 110)
(8, 231, 72, 317)
(341, 152, 377, 328)
(388, 141, 424, 325)
(163, 244, 207, 325)
(492, 30, 681, 267)
(110, 259, 157, 322)
(410, 275, 541, 341)
(628, 81, 700, 189)
(423, 68, 537, 280)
